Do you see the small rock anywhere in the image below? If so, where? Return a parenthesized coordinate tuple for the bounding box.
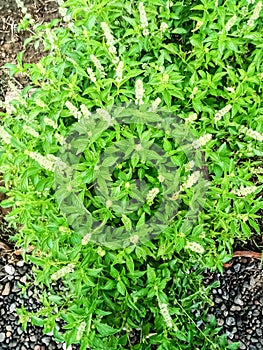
(239, 342, 246, 350)
(0, 333, 5, 342)
(4, 265, 15, 275)
(6, 331, 12, 338)
(233, 263, 241, 273)
(230, 305, 241, 312)
(234, 294, 243, 306)
(256, 328, 262, 336)
(34, 346, 41, 350)
(217, 318, 224, 326)
(16, 260, 24, 267)
(9, 303, 16, 313)
(2, 282, 11, 296)
(30, 335, 37, 342)
(226, 317, 235, 326)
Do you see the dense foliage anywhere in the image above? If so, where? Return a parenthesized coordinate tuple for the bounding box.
(0, 0, 262, 349)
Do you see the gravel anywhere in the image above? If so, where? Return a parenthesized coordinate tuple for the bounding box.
(204, 256, 263, 349)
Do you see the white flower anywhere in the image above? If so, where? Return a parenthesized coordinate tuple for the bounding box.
(35, 99, 46, 108)
(76, 322, 86, 341)
(158, 174, 165, 183)
(82, 233, 92, 245)
(80, 104, 91, 119)
(190, 86, 198, 99)
(184, 160, 195, 172)
(160, 22, 169, 33)
(87, 67, 97, 83)
(247, 1, 262, 26)
(96, 108, 112, 124)
(115, 61, 124, 83)
(101, 22, 119, 61)
(90, 54, 106, 78)
(185, 112, 198, 124)
(146, 187, 160, 205)
(185, 241, 205, 254)
(130, 234, 140, 244)
(135, 79, 145, 105)
(28, 151, 56, 171)
(0, 127, 12, 144)
(239, 125, 263, 142)
(231, 185, 258, 197)
(192, 134, 212, 149)
(166, 0, 173, 8)
(65, 100, 82, 120)
(159, 303, 173, 328)
(225, 15, 237, 32)
(54, 132, 66, 146)
(44, 117, 57, 129)
(97, 246, 106, 257)
(149, 97, 161, 112)
(180, 170, 200, 191)
(23, 125, 40, 138)
(214, 104, 232, 123)
(226, 87, 235, 93)
(51, 263, 75, 281)
(138, 2, 148, 29)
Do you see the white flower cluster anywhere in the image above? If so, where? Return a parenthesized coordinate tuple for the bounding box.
(96, 108, 112, 125)
(27, 151, 61, 172)
(225, 15, 237, 32)
(51, 263, 75, 281)
(65, 100, 82, 120)
(76, 322, 86, 341)
(115, 61, 124, 83)
(247, 1, 262, 26)
(214, 104, 232, 123)
(35, 99, 46, 108)
(138, 2, 149, 36)
(80, 104, 91, 120)
(97, 246, 106, 257)
(0, 127, 12, 145)
(135, 79, 145, 105)
(44, 117, 57, 129)
(184, 160, 195, 172)
(159, 303, 173, 328)
(90, 54, 106, 78)
(160, 22, 169, 33)
(101, 22, 119, 63)
(185, 241, 205, 254)
(250, 167, 263, 174)
(23, 125, 40, 138)
(239, 125, 263, 142)
(87, 67, 97, 83)
(130, 234, 140, 244)
(82, 233, 92, 245)
(56, 0, 71, 21)
(146, 187, 159, 205)
(54, 132, 66, 146)
(180, 170, 200, 191)
(185, 112, 198, 124)
(149, 97, 161, 112)
(231, 185, 258, 197)
(192, 134, 212, 149)
(16, 0, 34, 25)
(166, 1, 173, 8)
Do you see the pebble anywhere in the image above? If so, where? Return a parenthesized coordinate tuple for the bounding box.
(0, 333, 6, 342)
(234, 294, 244, 306)
(2, 282, 11, 296)
(226, 317, 235, 326)
(4, 265, 15, 275)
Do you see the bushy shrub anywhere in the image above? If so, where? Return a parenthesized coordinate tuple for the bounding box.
(0, 0, 262, 349)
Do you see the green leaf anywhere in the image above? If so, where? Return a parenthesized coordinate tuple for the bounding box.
(96, 323, 119, 336)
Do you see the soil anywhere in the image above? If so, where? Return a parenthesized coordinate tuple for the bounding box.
(0, 1, 263, 350)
